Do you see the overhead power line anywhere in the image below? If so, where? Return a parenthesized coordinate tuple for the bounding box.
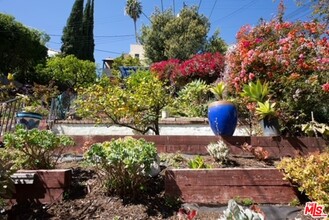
(95, 49, 122, 55)
(212, 0, 258, 24)
(209, 0, 218, 19)
(48, 34, 134, 38)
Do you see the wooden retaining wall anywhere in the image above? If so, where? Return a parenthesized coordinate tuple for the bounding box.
(66, 135, 326, 158)
(165, 168, 297, 205)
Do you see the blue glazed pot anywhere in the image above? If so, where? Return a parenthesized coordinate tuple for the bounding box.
(16, 112, 42, 130)
(208, 101, 238, 136)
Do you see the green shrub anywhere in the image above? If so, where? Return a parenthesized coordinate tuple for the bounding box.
(84, 137, 158, 199)
(277, 152, 329, 211)
(1, 126, 75, 169)
(168, 79, 210, 117)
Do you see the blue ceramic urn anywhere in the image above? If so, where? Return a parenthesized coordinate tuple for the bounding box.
(208, 101, 238, 136)
(16, 112, 42, 130)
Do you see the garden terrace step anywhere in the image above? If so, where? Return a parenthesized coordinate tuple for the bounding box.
(165, 168, 298, 205)
(65, 135, 326, 159)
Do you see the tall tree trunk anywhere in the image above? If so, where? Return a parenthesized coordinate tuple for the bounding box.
(134, 20, 138, 44)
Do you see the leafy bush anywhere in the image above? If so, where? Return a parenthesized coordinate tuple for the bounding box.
(206, 140, 229, 164)
(36, 55, 97, 91)
(84, 137, 158, 199)
(1, 126, 75, 169)
(226, 20, 329, 134)
(168, 79, 210, 117)
(277, 152, 329, 211)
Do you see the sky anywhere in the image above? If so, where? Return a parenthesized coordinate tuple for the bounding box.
(0, 0, 312, 68)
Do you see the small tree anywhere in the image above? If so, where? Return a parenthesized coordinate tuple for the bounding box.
(140, 6, 210, 62)
(36, 55, 96, 91)
(76, 71, 171, 135)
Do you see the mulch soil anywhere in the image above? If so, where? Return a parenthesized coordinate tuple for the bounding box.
(1, 155, 314, 220)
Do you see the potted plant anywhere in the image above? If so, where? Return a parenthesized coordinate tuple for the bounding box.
(15, 83, 58, 129)
(1, 126, 75, 203)
(16, 94, 48, 129)
(240, 80, 280, 136)
(208, 81, 238, 136)
(255, 100, 280, 136)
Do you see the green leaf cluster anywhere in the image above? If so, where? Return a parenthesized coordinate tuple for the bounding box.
(277, 152, 329, 211)
(187, 155, 212, 169)
(168, 79, 209, 117)
(76, 70, 171, 134)
(140, 6, 210, 62)
(241, 80, 269, 103)
(1, 126, 75, 169)
(0, 13, 48, 82)
(84, 137, 157, 199)
(255, 100, 276, 119)
(301, 121, 329, 139)
(210, 81, 226, 100)
(36, 55, 97, 91)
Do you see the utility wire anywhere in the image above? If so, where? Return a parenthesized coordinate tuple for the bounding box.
(209, 0, 218, 20)
(213, 0, 258, 23)
(197, 0, 202, 13)
(48, 34, 134, 38)
(95, 49, 122, 54)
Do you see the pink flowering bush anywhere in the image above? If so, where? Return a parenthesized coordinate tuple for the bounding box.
(226, 20, 329, 134)
(150, 52, 225, 88)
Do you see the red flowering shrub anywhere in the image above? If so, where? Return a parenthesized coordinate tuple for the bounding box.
(150, 59, 180, 83)
(226, 20, 329, 134)
(178, 52, 225, 83)
(150, 52, 225, 88)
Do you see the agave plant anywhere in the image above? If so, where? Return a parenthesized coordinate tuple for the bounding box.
(210, 81, 226, 100)
(241, 80, 269, 103)
(255, 100, 276, 119)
